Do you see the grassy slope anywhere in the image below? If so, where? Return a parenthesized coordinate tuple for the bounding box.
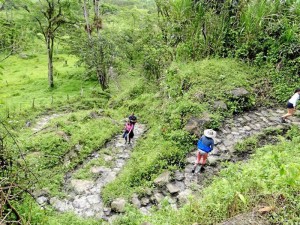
(1, 2, 299, 225)
(3, 50, 300, 225)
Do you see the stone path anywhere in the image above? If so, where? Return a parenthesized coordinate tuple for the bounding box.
(48, 123, 146, 219)
(129, 108, 300, 214)
(32, 113, 62, 133)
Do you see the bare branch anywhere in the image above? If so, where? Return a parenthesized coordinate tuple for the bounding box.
(0, 51, 13, 62)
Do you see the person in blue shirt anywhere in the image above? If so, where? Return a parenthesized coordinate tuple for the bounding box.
(192, 129, 216, 173)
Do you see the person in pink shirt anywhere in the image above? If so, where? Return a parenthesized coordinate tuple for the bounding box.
(123, 120, 134, 144)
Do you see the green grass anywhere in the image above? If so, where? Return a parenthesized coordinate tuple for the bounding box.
(0, 54, 98, 116)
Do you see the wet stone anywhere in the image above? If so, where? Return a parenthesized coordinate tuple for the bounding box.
(167, 183, 180, 194)
(174, 170, 185, 181)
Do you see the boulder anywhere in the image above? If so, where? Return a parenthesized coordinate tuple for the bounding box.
(154, 171, 170, 186)
(230, 88, 249, 98)
(111, 198, 126, 213)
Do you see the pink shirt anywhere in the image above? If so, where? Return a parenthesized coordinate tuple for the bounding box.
(125, 123, 133, 132)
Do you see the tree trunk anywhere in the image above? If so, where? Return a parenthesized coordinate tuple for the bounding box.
(83, 0, 91, 39)
(93, 0, 100, 38)
(96, 68, 107, 90)
(47, 36, 54, 88)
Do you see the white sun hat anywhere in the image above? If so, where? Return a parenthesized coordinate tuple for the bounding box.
(204, 129, 217, 138)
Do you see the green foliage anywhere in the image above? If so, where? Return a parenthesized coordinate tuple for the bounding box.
(234, 136, 259, 153)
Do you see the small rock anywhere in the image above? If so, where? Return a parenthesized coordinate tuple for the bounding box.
(73, 197, 90, 209)
(166, 183, 180, 194)
(141, 197, 150, 206)
(174, 170, 184, 181)
(132, 195, 141, 208)
(207, 156, 219, 166)
(90, 166, 110, 174)
(154, 171, 170, 186)
(186, 156, 195, 164)
(86, 194, 101, 204)
(70, 179, 93, 194)
(185, 116, 211, 137)
(230, 88, 249, 98)
(36, 196, 48, 205)
(258, 206, 274, 214)
(145, 187, 152, 196)
(153, 192, 164, 204)
(26, 121, 31, 127)
(193, 91, 205, 101)
(111, 198, 126, 213)
(104, 155, 113, 161)
(213, 101, 228, 110)
(103, 207, 111, 216)
(19, 53, 28, 59)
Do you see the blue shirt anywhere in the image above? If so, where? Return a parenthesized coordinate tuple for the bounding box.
(197, 135, 214, 153)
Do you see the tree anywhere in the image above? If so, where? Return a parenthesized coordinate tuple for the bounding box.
(25, 0, 75, 88)
(77, 0, 112, 90)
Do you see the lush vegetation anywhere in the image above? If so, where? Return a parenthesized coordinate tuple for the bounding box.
(1, 0, 300, 224)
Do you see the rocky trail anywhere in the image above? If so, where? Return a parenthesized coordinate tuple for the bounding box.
(46, 123, 146, 220)
(34, 108, 300, 223)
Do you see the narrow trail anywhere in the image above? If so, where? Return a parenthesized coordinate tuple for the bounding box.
(32, 113, 62, 133)
(34, 107, 300, 220)
(49, 123, 146, 219)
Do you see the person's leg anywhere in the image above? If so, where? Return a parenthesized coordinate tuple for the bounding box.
(192, 151, 202, 173)
(199, 153, 208, 171)
(124, 133, 127, 143)
(201, 153, 208, 166)
(129, 131, 134, 144)
(282, 108, 295, 121)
